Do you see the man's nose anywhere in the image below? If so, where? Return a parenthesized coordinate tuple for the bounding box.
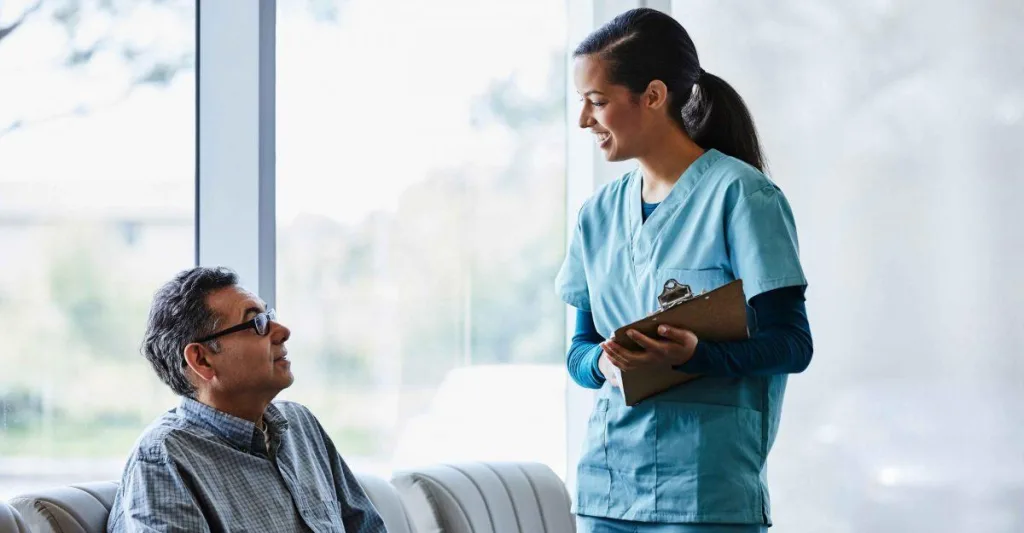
(270, 320, 290, 343)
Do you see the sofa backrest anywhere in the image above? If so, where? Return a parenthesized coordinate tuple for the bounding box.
(391, 462, 574, 533)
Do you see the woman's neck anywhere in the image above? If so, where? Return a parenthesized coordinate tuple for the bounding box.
(637, 127, 705, 203)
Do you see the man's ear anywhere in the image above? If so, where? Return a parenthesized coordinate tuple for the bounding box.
(643, 79, 670, 111)
(183, 343, 217, 384)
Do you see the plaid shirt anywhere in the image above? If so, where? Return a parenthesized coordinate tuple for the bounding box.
(107, 397, 386, 533)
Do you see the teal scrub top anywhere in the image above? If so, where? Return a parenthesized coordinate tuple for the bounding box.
(556, 149, 807, 525)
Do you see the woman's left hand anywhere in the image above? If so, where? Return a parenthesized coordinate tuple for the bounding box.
(600, 325, 699, 371)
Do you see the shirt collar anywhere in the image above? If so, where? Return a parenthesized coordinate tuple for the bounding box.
(628, 148, 725, 239)
(178, 397, 290, 453)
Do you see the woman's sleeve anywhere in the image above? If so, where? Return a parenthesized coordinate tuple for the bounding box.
(726, 185, 807, 299)
(567, 308, 606, 389)
(555, 211, 591, 312)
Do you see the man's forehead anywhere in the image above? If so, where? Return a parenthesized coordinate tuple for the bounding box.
(206, 286, 265, 317)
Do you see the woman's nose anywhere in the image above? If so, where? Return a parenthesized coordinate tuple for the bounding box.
(578, 106, 594, 129)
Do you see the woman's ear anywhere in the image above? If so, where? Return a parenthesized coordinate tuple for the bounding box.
(183, 342, 217, 384)
(644, 79, 670, 111)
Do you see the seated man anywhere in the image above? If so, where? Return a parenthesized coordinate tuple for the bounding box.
(108, 267, 386, 533)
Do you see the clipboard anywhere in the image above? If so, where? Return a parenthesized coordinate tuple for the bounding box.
(609, 278, 749, 406)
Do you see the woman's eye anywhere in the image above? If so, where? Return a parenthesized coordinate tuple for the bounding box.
(590, 101, 606, 108)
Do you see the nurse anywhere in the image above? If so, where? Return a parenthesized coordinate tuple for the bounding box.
(556, 8, 814, 533)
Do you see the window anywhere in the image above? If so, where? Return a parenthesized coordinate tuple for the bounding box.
(275, 0, 569, 477)
(0, 0, 195, 498)
(673, 1, 1024, 531)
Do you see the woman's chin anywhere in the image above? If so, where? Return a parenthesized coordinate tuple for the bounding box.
(603, 149, 628, 162)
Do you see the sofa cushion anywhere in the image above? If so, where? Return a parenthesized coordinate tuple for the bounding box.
(0, 501, 30, 533)
(392, 462, 574, 533)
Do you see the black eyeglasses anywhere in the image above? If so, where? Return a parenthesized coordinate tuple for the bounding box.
(195, 309, 277, 344)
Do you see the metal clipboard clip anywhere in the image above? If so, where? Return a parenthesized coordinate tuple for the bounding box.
(656, 279, 706, 312)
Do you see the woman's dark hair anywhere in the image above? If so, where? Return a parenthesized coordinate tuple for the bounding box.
(574, 8, 766, 172)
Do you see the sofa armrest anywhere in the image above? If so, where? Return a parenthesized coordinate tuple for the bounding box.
(0, 501, 30, 533)
(8, 481, 119, 533)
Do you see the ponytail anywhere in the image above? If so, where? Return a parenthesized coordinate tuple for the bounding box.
(683, 71, 767, 172)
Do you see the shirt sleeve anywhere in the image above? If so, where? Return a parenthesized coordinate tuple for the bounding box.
(567, 308, 606, 389)
(726, 185, 807, 299)
(108, 455, 210, 533)
(555, 210, 591, 312)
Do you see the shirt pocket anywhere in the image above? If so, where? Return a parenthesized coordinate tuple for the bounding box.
(654, 268, 733, 300)
(575, 397, 612, 515)
(654, 401, 764, 517)
(580, 397, 609, 469)
(296, 488, 343, 532)
(656, 267, 759, 337)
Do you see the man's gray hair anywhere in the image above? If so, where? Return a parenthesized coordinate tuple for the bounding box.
(141, 266, 238, 397)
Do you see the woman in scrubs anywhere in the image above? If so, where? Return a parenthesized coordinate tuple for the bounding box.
(556, 8, 814, 533)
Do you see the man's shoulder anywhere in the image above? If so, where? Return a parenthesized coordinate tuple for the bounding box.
(128, 408, 209, 463)
(271, 400, 321, 429)
(270, 401, 338, 454)
(271, 399, 313, 417)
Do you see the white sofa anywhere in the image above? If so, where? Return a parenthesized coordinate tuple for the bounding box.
(4, 462, 574, 533)
(0, 501, 28, 533)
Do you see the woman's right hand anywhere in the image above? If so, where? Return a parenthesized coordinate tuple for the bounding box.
(598, 352, 621, 388)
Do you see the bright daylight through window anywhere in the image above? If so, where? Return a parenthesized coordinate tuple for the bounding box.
(274, 0, 569, 478)
(0, 0, 195, 498)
